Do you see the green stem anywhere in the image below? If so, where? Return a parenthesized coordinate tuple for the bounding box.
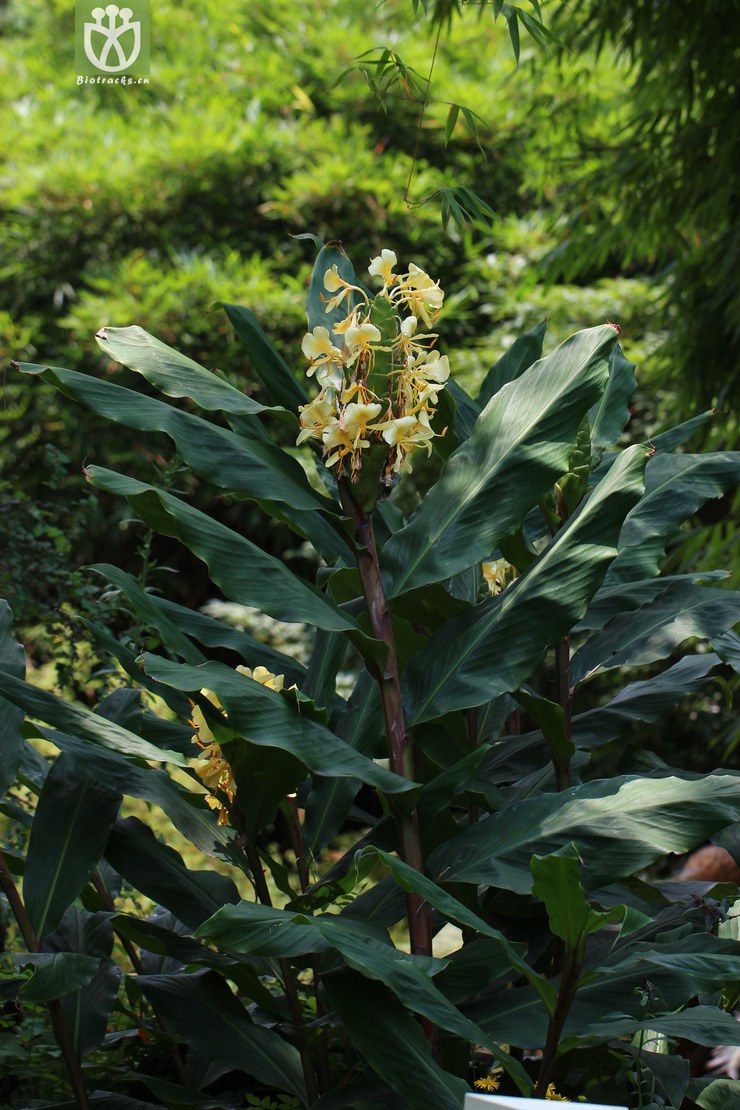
(339, 486, 433, 961)
(0, 850, 90, 1110)
(534, 944, 582, 1097)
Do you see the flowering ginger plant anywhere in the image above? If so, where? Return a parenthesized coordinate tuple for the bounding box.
(297, 249, 449, 486)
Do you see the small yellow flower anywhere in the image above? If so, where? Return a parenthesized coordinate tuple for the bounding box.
(236, 664, 286, 691)
(482, 558, 517, 596)
(368, 248, 398, 287)
(297, 394, 335, 446)
(344, 321, 382, 369)
(473, 1075, 501, 1093)
(301, 326, 342, 374)
(323, 401, 383, 468)
(546, 1083, 570, 1101)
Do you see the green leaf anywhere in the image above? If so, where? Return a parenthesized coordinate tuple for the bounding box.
(589, 342, 636, 464)
(85, 466, 357, 634)
(16, 952, 100, 1003)
(403, 443, 646, 723)
(138, 970, 308, 1105)
(139, 655, 417, 796)
(513, 689, 574, 767)
(475, 319, 547, 408)
(507, 9, 521, 62)
(530, 843, 618, 949)
(39, 728, 233, 858)
(220, 302, 309, 412)
(22, 364, 333, 515)
(104, 817, 240, 930)
(46, 908, 120, 1057)
(323, 972, 470, 1110)
(429, 772, 740, 894)
(0, 601, 24, 802)
(571, 582, 740, 686)
(696, 1079, 740, 1109)
(24, 754, 121, 938)
(0, 668, 185, 763)
(607, 452, 740, 583)
(303, 629, 347, 711)
(444, 102, 459, 144)
(383, 325, 617, 597)
(306, 241, 365, 336)
(90, 327, 281, 420)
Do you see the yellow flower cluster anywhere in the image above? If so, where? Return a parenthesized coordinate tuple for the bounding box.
(482, 558, 518, 596)
(546, 1083, 570, 1101)
(473, 1074, 500, 1092)
(190, 665, 287, 825)
(297, 250, 449, 483)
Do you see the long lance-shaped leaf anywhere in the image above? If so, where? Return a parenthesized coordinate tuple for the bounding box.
(85, 466, 358, 634)
(0, 670, 186, 765)
(475, 319, 547, 408)
(589, 342, 636, 464)
(91, 326, 291, 425)
(0, 601, 24, 801)
(606, 452, 740, 584)
(428, 772, 740, 894)
(576, 570, 729, 632)
(138, 970, 308, 1105)
(24, 754, 121, 938)
(18, 363, 327, 512)
(139, 655, 417, 796)
(382, 325, 617, 597)
(105, 817, 240, 930)
(198, 899, 531, 1090)
(403, 444, 647, 724)
(39, 728, 233, 858)
(46, 908, 120, 1059)
(324, 973, 471, 1110)
(154, 596, 307, 688)
(571, 582, 740, 686)
(220, 302, 309, 412)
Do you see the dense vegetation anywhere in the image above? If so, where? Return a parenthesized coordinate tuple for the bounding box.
(0, 2, 738, 1107)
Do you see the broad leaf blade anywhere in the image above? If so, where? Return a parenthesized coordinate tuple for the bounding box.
(475, 319, 547, 408)
(220, 302, 309, 412)
(403, 444, 646, 723)
(383, 325, 617, 597)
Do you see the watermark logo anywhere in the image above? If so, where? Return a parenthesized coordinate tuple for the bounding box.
(76, 1, 150, 82)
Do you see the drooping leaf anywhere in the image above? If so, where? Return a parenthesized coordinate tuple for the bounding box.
(38, 729, 233, 858)
(15, 951, 100, 1003)
(323, 972, 471, 1110)
(383, 325, 618, 597)
(403, 444, 646, 723)
(220, 302, 309, 412)
(606, 452, 740, 583)
(104, 817, 240, 930)
(530, 843, 618, 950)
(90, 328, 285, 421)
(139, 655, 416, 796)
(0, 669, 186, 765)
(85, 466, 358, 634)
(475, 319, 547, 408)
(45, 908, 120, 1057)
(138, 970, 308, 1104)
(0, 601, 24, 802)
(428, 772, 740, 894)
(571, 582, 740, 686)
(24, 754, 121, 938)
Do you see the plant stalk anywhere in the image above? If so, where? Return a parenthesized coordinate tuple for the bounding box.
(0, 850, 90, 1110)
(534, 944, 583, 1097)
(339, 486, 433, 961)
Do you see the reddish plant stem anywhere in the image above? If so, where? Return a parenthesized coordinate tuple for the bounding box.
(0, 850, 90, 1110)
(534, 945, 583, 1097)
(91, 869, 189, 1087)
(339, 487, 433, 961)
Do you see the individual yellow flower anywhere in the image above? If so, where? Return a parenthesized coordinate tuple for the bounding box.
(236, 663, 286, 691)
(546, 1083, 570, 1101)
(322, 265, 367, 315)
(377, 411, 438, 472)
(190, 689, 235, 826)
(323, 401, 383, 468)
(344, 321, 383, 369)
(474, 1074, 501, 1092)
(301, 326, 342, 375)
(297, 394, 335, 446)
(368, 248, 398, 287)
(392, 262, 444, 326)
(482, 558, 517, 596)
